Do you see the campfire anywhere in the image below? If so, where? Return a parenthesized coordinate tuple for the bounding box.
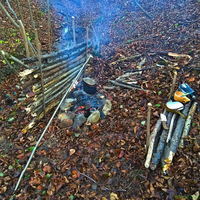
(58, 77, 111, 130)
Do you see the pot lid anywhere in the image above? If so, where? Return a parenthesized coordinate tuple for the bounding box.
(83, 77, 96, 85)
(166, 101, 184, 110)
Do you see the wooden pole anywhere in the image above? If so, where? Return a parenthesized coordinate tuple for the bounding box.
(47, 0, 51, 52)
(16, 0, 23, 22)
(72, 16, 76, 45)
(86, 26, 88, 61)
(168, 70, 177, 101)
(18, 20, 30, 57)
(34, 28, 46, 118)
(146, 103, 152, 153)
(27, 0, 36, 31)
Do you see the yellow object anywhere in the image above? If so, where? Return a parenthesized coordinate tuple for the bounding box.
(174, 91, 190, 103)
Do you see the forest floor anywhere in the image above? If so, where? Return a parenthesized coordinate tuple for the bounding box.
(0, 0, 200, 199)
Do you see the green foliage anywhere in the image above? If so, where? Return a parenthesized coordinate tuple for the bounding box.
(37, 10, 44, 17)
(175, 23, 178, 28)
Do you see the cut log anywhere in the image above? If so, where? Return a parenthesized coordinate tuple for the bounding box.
(145, 109, 168, 168)
(179, 102, 197, 148)
(150, 112, 173, 170)
(161, 102, 192, 172)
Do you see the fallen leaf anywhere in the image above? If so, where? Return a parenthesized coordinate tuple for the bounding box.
(69, 149, 76, 156)
(189, 77, 195, 82)
(72, 170, 80, 179)
(1, 186, 7, 194)
(118, 150, 124, 158)
(110, 192, 119, 200)
(116, 161, 121, 168)
(43, 165, 51, 173)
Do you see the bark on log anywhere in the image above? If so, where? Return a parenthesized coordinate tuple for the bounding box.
(22, 41, 91, 64)
(161, 102, 192, 172)
(179, 101, 197, 148)
(150, 112, 173, 170)
(145, 109, 168, 168)
(168, 70, 177, 101)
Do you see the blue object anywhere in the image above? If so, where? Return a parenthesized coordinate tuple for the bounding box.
(178, 83, 195, 99)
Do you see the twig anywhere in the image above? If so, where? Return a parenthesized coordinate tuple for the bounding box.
(134, 0, 153, 20)
(14, 55, 92, 192)
(109, 54, 141, 66)
(168, 70, 177, 101)
(146, 103, 152, 153)
(109, 80, 148, 92)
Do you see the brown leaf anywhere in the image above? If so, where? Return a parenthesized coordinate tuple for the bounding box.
(72, 170, 80, 179)
(69, 149, 76, 156)
(116, 161, 121, 168)
(189, 77, 195, 82)
(43, 165, 51, 173)
(1, 186, 7, 194)
(92, 173, 98, 181)
(17, 153, 25, 160)
(118, 150, 124, 158)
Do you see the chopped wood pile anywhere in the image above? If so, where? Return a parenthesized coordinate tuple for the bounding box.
(19, 41, 92, 133)
(145, 98, 197, 172)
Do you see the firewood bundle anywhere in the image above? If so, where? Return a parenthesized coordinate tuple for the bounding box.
(19, 41, 92, 133)
(145, 100, 197, 172)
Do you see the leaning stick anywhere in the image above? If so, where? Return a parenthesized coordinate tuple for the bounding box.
(14, 55, 92, 192)
(47, 0, 51, 52)
(35, 28, 46, 118)
(179, 102, 197, 148)
(0, 2, 19, 29)
(145, 109, 168, 168)
(16, 0, 23, 22)
(146, 103, 152, 153)
(19, 20, 30, 57)
(168, 70, 177, 101)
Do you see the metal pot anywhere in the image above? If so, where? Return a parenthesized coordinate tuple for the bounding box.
(83, 77, 97, 95)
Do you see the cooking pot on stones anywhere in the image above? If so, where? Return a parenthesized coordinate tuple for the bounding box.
(83, 77, 97, 95)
